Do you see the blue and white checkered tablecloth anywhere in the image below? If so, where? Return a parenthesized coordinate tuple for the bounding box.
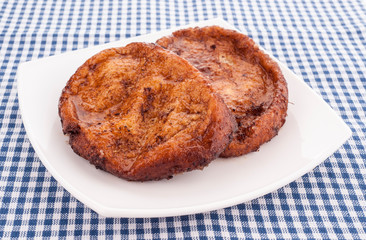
(1, 0, 365, 238)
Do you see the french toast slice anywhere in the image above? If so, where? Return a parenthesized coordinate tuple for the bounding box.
(59, 42, 236, 181)
(157, 26, 288, 157)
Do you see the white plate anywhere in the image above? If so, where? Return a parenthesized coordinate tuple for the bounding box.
(17, 18, 351, 218)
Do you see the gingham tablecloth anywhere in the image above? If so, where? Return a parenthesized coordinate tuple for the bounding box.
(1, 0, 365, 238)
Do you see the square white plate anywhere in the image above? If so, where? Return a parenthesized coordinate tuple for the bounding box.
(17, 18, 351, 218)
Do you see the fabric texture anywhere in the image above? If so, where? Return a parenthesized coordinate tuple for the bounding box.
(1, 0, 365, 238)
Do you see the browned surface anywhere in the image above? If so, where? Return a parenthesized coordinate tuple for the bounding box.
(157, 26, 288, 157)
(59, 42, 236, 181)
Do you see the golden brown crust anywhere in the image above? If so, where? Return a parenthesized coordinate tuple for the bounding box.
(59, 42, 236, 181)
(157, 26, 288, 157)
